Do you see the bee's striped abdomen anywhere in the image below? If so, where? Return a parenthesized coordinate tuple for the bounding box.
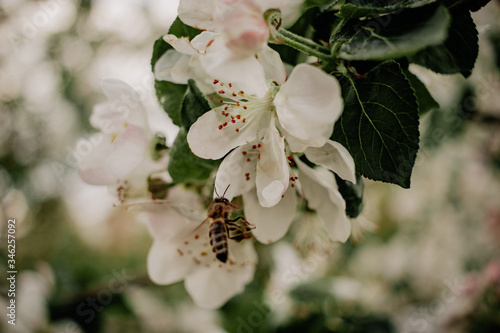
(209, 220, 228, 263)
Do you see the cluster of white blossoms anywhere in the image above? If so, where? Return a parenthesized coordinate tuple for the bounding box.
(78, 0, 359, 309)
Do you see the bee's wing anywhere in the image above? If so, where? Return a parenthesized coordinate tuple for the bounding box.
(193, 217, 211, 232)
(125, 200, 205, 222)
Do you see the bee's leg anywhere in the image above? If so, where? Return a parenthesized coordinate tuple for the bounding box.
(227, 224, 253, 242)
(227, 216, 255, 229)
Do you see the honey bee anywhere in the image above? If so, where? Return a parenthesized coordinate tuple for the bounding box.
(205, 186, 254, 263)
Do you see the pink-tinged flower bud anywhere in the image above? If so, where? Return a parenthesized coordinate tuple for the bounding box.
(220, 13, 269, 57)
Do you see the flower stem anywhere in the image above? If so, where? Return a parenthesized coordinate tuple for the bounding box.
(277, 29, 330, 54)
(266, 9, 333, 64)
(330, 18, 347, 59)
(273, 28, 333, 63)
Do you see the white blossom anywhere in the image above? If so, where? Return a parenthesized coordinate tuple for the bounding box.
(78, 78, 168, 203)
(189, 60, 343, 208)
(155, 0, 302, 96)
(136, 188, 257, 309)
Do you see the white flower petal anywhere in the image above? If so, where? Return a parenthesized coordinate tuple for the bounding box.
(243, 185, 297, 244)
(135, 188, 207, 240)
(187, 108, 269, 159)
(154, 48, 215, 94)
(154, 49, 190, 84)
(124, 157, 168, 199)
(251, 0, 303, 26)
(218, 8, 269, 57)
(77, 135, 115, 185)
(256, 119, 289, 207)
(139, 206, 195, 241)
(107, 125, 149, 179)
(78, 167, 114, 186)
(184, 241, 256, 308)
(275, 64, 343, 148)
(257, 46, 287, 85)
(280, 0, 304, 27)
(280, 127, 309, 153)
(163, 32, 218, 56)
(99, 78, 147, 129)
(100, 78, 140, 103)
(253, 0, 286, 11)
(296, 159, 351, 242)
(201, 38, 268, 97)
(147, 240, 196, 285)
(318, 185, 351, 243)
(90, 102, 122, 133)
(178, 0, 217, 31)
(215, 144, 258, 201)
(304, 140, 356, 183)
(145, 208, 215, 285)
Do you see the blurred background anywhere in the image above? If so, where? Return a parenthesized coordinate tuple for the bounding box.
(0, 0, 500, 332)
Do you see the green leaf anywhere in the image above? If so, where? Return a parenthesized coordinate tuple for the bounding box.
(151, 35, 186, 126)
(441, 0, 491, 12)
(168, 128, 220, 183)
(332, 5, 450, 61)
(151, 16, 203, 126)
(155, 81, 187, 127)
(302, 0, 340, 11)
(339, 0, 437, 19)
(181, 79, 212, 130)
(331, 60, 420, 188)
(403, 69, 439, 115)
(167, 16, 201, 40)
(338, 4, 381, 20)
(151, 36, 172, 70)
(335, 173, 364, 218)
(408, 10, 478, 77)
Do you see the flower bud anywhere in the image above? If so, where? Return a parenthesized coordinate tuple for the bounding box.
(220, 13, 269, 56)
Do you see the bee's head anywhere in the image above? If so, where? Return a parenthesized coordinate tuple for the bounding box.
(214, 197, 230, 204)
